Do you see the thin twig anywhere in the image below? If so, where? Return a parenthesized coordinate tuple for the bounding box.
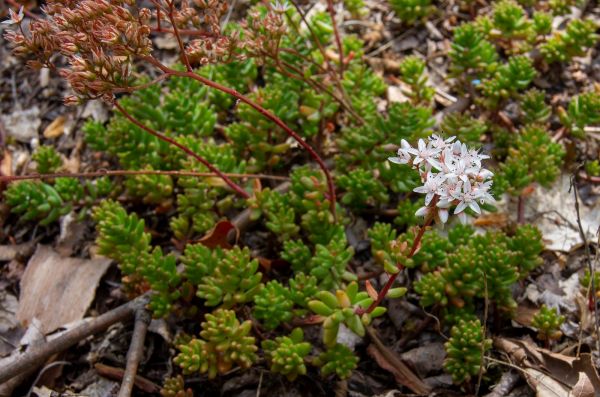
(165, 1, 193, 72)
(0, 170, 288, 184)
(118, 309, 152, 397)
(255, 370, 264, 397)
(0, 295, 149, 384)
(25, 361, 71, 397)
(517, 194, 525, 224)
(95, 363, 160, 393)
(326, 0, 344, 79)
(570, 176, 600, 355)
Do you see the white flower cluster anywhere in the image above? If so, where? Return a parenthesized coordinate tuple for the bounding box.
(389, 135, 495, 224)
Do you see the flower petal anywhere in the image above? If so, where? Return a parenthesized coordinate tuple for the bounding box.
(415, 206, 429, 217)
(388, 156, 408, 164)
(438, 208, 449, 223)
(454, 201, 467, 214)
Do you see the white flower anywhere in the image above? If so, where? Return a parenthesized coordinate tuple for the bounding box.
(453, 180, 481, 215)
(388, 139, 412, 165)
(2, 6, 24, 25)
(413, 172, 444, 205)
(406, 139, 442, 170)
(389, 135, 494, 224)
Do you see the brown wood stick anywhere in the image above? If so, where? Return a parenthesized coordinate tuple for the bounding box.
(118, 309, 152, 397)
(0, 295, 149, 384)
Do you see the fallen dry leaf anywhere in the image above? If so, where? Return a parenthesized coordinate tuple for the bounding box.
(0, 289, 18, 334)
(17, 245, 111, 334)
(42, 115, 66, 138)
(524, 368, 570, 397)
(495, 337, 600, 397)
(527, 174, 599, 252)
(94, 363, 161, 393)
(366, 328, 431, 395)
(0, 150, 12, 177)
(197, 220, 238, 249)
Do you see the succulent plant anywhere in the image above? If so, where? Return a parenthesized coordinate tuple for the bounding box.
(161, 375, 193, 397)
(253, 280, 294, 330)
(92, 200, 151, 274)
(308, 282, 387, 346)
(585, 160, 600, 177)
(580, 269, 600, 297)
(93, 200, 181, 316)
(440, 113, 487, 147)
(281, 239, 313, 274)
(194, 246, 263, 308)
(250, 188, 299, 241)
(337, 167, 389, 209)
(444, 319, 492, 384)
(480, 55, 536, 108)
(388, 0, 434, 25)
(5, 181, 71, 226)
(398, 56, 435, 105)
(32, 145, 62, 174)
(494, 125, 565, 196)
(289, 272, 319, 308)
(488, 0, 534, 52)
(520, 89, 551, 125)
(261, 328, 312, 381)
(174, 309, 258, 379)
(449, 23, 498, 80)
(531, 305, 565, 341)
(414, 226, 543, 310)
(306, 229, 356, 289)
(54, 177, 84, 203)
(124, 172, 173, 205)
(509, 224, 544, 277)
(541, 19, 598, 64)
(313, 343, 359, 379)
(560, 91, 600, 139)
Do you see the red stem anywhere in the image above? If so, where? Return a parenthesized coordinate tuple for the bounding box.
(144, 57, 337, 218)
(113, 101, 249, 198)
(164, 1, 193, 72)
(517, 194, 525, 224)
(360, 215, 434, 315)
(579, 171, 600, 184)
(326, 0, 344, 79)
(151, 27, 215, 37)
(0, 170, 287, 183)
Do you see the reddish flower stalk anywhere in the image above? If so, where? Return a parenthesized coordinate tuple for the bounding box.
(0, 170, 288, 184)
(143, 56, 337, 218)
(326, 0, 344, 79)
(358, 212, 435, 315)
(113, 101, 249, 198)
